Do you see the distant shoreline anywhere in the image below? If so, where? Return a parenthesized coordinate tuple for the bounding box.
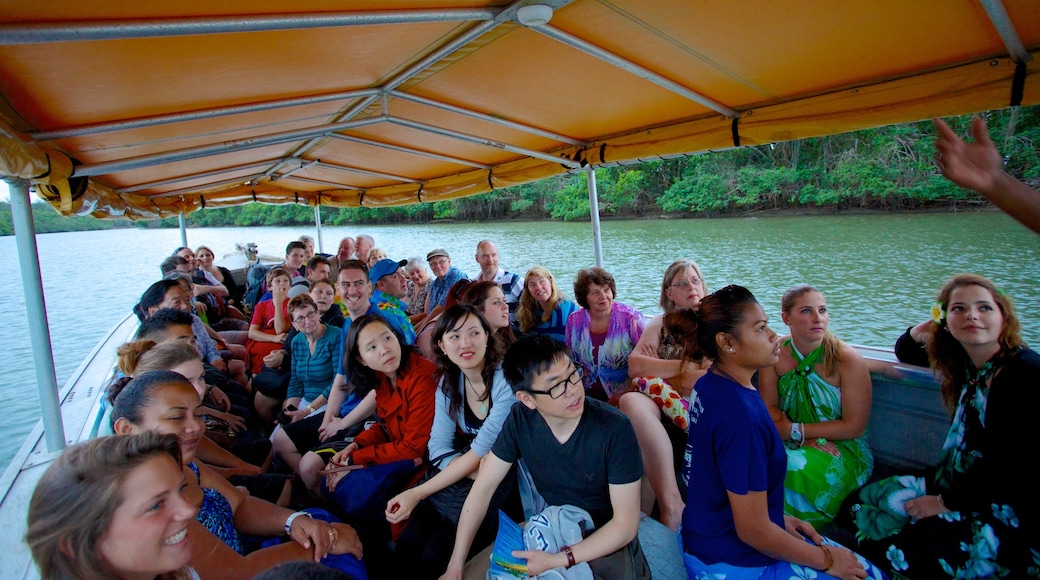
(0, 201, 1001, 235)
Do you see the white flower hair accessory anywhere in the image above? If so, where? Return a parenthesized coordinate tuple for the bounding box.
(931, 301, 946, 325)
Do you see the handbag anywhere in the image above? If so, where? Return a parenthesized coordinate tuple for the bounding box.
(419, 431, 511, 525)
(322, 458, 418, 518)
(202, 414, 236, 449)
(420, 442, 475, 525)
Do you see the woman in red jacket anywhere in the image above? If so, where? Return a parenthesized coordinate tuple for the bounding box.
(324, 314, 436, 474)
(323, 314, 437, 577)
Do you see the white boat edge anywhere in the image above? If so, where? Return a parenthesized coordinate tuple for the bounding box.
(0, 313, 140, 579)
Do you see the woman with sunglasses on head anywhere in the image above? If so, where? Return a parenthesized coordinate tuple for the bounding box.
(386, 304, 517, 578)
(759, 284, 873, 527)
(680, 286, 884, 580)
(851, 274, 1038, 578)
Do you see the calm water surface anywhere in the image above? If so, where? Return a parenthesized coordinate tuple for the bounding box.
(3, 211, 1039, 471)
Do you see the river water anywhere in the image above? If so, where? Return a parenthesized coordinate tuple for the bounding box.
(2, 211, 1039, 472)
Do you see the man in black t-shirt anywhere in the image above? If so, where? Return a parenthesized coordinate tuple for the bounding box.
(441, 336, 645, 579)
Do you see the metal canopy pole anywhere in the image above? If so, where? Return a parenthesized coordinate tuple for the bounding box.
(585, 167, 604, 268)
(8, 179, 66, 452)
(0, 9, 499, 45)
(531, 24, 739, 119)
(178, 213, 188, 247)
(979, 0, 1032, 63)
(314, 205, 324, 253)
(73, 116, 382, 177)
(389, 118, 583, 168)
(32, 89, 380, 142)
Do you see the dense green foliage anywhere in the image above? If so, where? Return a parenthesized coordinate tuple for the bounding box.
(4, 107, 1037, 233)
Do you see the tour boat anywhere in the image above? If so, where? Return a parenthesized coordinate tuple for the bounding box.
(1, 1, 1036, 576)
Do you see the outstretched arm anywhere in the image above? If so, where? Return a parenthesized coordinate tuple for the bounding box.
(934, 116, 1040, 234)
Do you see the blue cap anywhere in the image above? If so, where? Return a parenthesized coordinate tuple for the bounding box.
(369, 258, 407, 282)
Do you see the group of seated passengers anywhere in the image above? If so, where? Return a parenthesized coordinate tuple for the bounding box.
(29, 222, 1036, 579)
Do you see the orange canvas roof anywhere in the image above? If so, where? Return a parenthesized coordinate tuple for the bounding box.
(0, 0, 1036, 219)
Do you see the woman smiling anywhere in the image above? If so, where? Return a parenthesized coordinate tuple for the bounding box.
(386, 305, 516, 578)
(109, 370, 363, 579)
(27, 432, 198, 580)
(564, 267, 645, 402)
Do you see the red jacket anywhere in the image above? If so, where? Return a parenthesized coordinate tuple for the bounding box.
(351, 355, 437, 466)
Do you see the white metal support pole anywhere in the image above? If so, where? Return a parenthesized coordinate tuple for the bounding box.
(178, 213, 187, 248)
(585, 166, 604, 268)
(314, 205, 324, 253)
(8, 179, 66, 452)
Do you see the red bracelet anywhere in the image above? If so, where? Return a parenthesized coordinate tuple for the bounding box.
(562, 545, 575, 569)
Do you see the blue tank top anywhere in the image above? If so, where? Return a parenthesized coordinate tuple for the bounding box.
(188, 462, 243, 554)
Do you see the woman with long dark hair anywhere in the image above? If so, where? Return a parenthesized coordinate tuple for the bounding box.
(679, 285, 883, 580)
(385, 304, 516, 578)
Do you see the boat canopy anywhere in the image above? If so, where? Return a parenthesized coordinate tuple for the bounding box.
(0, 0, 1037, 220)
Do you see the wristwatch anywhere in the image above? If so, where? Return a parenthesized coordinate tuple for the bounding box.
(789, 422, 805, 448)
(284, 511, 312, 535)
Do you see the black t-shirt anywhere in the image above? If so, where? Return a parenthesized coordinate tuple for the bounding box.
(491, 398, 643, 527)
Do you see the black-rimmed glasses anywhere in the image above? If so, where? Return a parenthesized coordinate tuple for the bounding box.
(527, 367, 583, 399)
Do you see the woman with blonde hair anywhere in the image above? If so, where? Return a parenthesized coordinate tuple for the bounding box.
(759, 284, 873, 526)
(621, 259, 712, 529)
(852, 274, 1037, 577)
(515, 266, 577, 343)
(27, 432, 199, 580)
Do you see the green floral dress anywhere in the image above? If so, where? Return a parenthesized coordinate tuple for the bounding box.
(852, 347, 1040, 578)
(777, 339, 873, 525)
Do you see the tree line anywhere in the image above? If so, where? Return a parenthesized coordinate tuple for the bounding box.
(3, 106, 1037, 235)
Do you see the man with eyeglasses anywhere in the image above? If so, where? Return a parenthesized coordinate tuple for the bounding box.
(425, 248, 469, 313)
(441, 335, 649, 580)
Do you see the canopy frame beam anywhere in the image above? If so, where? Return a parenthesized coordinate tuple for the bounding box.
(152, 173, 267, 199)
(0, 9, 500, 45)
(8, 179, 66, 453)
(979, 0, 1032, 63)
(31, 89, 381, 142)
(313, 160, 420, 184)
(327, 133, 489, 170)
(281, 175, 365, 190)
(389, 117, 582, 168)
(72, 117, 383, 178)
(389, 91, 586, 146)
(528, 22, 740, 119)
(271, 158, 321, 181)
(117, 159, 282, 193)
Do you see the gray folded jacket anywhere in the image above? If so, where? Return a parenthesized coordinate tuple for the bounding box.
(522, 505, 594, 580)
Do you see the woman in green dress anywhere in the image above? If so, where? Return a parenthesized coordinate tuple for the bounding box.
(759, 284, 873, 525)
